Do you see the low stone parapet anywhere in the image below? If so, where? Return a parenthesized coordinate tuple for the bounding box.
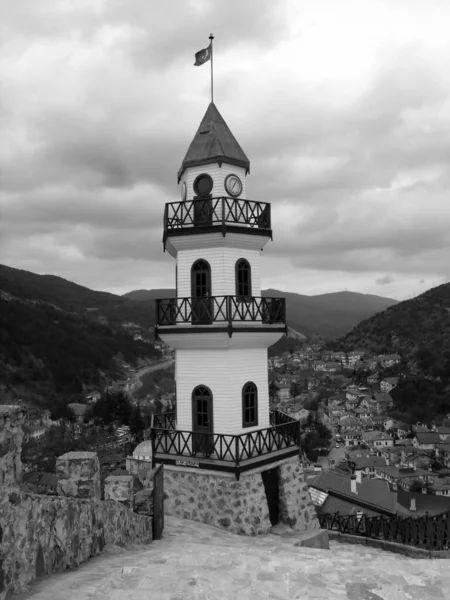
(104, 475, 134, 509)
(0, 405, 25, 487)
(56, 451, 101, 500)
(0, 490, 153, 600)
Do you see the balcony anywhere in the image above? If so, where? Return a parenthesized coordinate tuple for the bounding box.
(156, 296, 286, 330)
(151, 410, 301, 479)
(163, 197, 271, 248)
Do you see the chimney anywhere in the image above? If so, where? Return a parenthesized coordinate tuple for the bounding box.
(410, 496, 417, 511)
(351, 475, 358, 494)
(355, 469, 362, 484)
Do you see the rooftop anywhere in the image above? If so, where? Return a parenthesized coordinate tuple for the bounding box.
(308, 470, 397, 514)
(178, 102, 250, 179)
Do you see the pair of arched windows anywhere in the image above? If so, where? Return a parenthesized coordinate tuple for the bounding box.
(191, 382, 258, 430)
(191, 258, 252, 299)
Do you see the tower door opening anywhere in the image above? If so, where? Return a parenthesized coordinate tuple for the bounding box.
(191, 259, 212, 324)
(192, 385, 214, 456)
(261, 467, 279, 525)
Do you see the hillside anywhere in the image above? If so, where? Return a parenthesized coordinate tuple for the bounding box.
(0, 265, 161, 409)
(0, 265, 156, 329)
(331, 282, 450, 422)
(124, 287, 397, 340)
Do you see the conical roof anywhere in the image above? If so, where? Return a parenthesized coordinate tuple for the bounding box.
(178, 103, 250, 180)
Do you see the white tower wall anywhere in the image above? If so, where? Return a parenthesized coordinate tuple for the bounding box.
(177, 246, 261, 298)
(176, 346, 270, 436)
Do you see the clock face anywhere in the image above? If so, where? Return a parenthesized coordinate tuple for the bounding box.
(225, 174, 243, 198)
(181, 181, 187, 201)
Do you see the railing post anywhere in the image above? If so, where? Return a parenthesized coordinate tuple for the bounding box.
(235, 435, 240, 472)
(227, 296, 232, 338)
(221, 197, 226, 237)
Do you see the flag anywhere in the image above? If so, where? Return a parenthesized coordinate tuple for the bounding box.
(194, 43, 211, 66)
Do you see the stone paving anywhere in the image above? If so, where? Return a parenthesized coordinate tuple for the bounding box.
(19, 516, 450, 600)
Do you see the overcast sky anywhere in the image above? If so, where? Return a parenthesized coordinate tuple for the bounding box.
(2, 0, 449, 301)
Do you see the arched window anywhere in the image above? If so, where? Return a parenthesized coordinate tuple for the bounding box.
(242, 382, 258, 428)
(235, 258, 251, 299)
(191, 259, 211, 298)
(192, 385, 214, 455)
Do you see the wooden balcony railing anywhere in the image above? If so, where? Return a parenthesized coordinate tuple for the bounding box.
(318, 511, 450, 551)
(151, 410, 301, 478)
(156, 296, 286, 326)
(163, 197, 271, 246)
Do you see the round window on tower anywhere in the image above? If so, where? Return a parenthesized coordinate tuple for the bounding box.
(193, 173, 213, 197)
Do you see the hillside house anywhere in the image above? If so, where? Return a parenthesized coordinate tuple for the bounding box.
(434, 426, 450, 442)
(373, 465, 433, 491)
(355, 407, 371, 419)
(323, 361, 341, 373)
(342, 427, 363, 447)
(380, 377, 399, 393)
(383, 419, 409, 438)
(379, 354, 401, 368)
(437, 444, 450, 469)
(429, 476, 450, 497)
(347, 351, 365, 367)
(331, 351, 347, 363)
(372, 392, 394, 414)
(360, 418, 375, 432)
(312, 360, 326, 372)
(367, 373, 379, 385)
(345, 397, 359, 412)
(362, 430, 394, 449)
(414, 431, 441, 451)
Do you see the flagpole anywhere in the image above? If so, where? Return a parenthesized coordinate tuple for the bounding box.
(209, 33, 214, 103)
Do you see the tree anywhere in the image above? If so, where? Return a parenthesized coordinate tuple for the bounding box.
(115, 391, 132, 425)
(289, 381, 302, 399)
(269, 381, 278, 404)
(129, 406, 145, 441)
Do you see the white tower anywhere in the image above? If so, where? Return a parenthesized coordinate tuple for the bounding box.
(152, 103, 316, 535)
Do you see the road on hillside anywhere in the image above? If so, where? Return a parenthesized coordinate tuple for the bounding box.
(127, 359, 174, 397)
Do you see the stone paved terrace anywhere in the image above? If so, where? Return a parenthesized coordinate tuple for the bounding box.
(18, 517, 450, 600)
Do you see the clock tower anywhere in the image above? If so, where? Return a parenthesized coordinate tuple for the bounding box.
(152, 102, 320, 536)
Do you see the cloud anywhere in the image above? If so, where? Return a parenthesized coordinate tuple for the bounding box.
(1, 0, 450, 301)
(376, 275, 395, 286)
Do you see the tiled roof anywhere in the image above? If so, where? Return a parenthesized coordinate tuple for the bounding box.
(416, 432, 441, 444)
(309, 471, 396, 514)
(178, 102, 250, 179)
(396, 489, 450, 517)
(362, 430, 392, 441)
(321, 495, 383, 518)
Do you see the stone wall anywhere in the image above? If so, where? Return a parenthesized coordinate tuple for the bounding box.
(164, 467, 272, 535)
(0, 490, 153, 600)
(0, 405, 25, 487)
(278, 458, 320, 531)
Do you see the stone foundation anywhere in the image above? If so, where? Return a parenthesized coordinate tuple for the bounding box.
(0, 405, 25, 487)
(163, 456, 319, 535)
(164, 467, 272, 535)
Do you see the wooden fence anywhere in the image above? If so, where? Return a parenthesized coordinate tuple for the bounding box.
(318, 511, 450, 550)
